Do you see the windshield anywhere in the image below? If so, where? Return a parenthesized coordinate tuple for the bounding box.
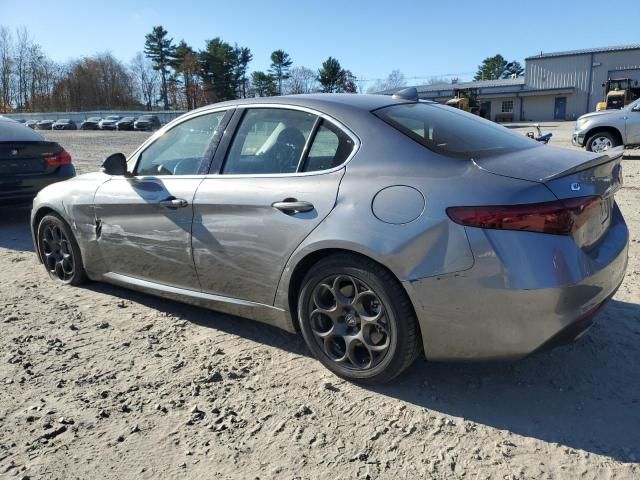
(88, 117, 101, 121)
(106, 116, 120, 120)
(374, 103, 537, 159)
(626, 98, 640, 110)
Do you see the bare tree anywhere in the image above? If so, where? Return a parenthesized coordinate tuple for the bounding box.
(285, 66, 318, 94)
(14, 27, 31, 110)
(426, 76, 451, 86)
(52, 53, 137, 110)
(367, 69, 407, 93)
(0, 26, 12, 112)
(130, 52, 160, 110)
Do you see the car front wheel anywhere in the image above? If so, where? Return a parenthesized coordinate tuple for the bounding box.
(586, 132, 619, 153)
(37, 214, 87, 285)
(298, 254, 421, 384)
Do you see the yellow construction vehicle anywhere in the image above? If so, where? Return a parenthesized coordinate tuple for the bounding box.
(598, 78, 640, 110)
(445, 96, 470, 111)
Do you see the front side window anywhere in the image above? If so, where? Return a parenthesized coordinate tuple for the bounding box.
(223, 108, 316, 174)
(135, 111, 226, 176)
(501, 100, 514, 113)
(374, 102, 535, 159)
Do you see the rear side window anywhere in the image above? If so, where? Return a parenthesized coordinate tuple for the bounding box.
(302, 120, 355, 172)
(374, 103, 536, 159)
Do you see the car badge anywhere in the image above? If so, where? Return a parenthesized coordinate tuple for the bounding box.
(10, 149, 18, 156)
(570, 182, 581, 191)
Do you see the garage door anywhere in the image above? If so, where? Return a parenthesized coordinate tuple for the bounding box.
(608, 68, 640, 84)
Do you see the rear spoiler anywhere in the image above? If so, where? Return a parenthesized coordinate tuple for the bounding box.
(544, 146, 625, 181)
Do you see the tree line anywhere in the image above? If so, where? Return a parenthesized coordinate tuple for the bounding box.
(0, 23, 525, 113)
(0, 24, 359, 113)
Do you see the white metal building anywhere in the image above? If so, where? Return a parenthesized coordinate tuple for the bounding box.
(387, 44, 640, 122)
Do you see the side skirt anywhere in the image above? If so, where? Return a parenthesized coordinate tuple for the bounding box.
(101, 272, 296, 333)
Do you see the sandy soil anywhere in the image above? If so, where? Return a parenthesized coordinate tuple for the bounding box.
(1, 124, 639, 479)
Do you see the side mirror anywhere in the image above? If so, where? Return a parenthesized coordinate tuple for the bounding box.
(101, 153, 128, 176)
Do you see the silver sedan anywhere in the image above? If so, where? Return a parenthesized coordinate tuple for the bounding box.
(30, 90, 629, 383)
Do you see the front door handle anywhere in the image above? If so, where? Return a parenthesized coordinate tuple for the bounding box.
(272, 199, 314, 214)
(158, 197, 188, 209)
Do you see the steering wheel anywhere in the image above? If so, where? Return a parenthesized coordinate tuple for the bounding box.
(173, 157, 200, 175)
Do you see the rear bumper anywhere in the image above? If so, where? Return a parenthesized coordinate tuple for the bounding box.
(0, 166, 76, 205)
(404, 205, 629, 361)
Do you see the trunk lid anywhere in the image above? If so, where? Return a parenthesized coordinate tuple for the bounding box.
(475, 145, 625, 248)
(0, 141, 63, 176)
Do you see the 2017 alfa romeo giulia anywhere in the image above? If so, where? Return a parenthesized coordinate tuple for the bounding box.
(30, 89, 629, 383)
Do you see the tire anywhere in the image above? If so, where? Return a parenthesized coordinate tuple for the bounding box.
(297, 253, 421, 384)
(36, 213, 88, 286)
(586, 132, 619, 153)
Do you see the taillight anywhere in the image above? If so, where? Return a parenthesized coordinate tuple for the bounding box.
(44, 150, 72, 168)
(446, 196, 600, 235)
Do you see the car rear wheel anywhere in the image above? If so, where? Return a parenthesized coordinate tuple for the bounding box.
(37, 214, 87, 285)
(297, 254, 421, 384)
(586, 132, 619, 153)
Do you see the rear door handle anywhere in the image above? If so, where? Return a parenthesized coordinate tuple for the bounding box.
(272, 199, 314, 214)
(158, 197, 188, 209)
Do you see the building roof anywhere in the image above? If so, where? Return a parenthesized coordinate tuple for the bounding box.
(379, 77, 525, 95)
(525, 44, 640, 60)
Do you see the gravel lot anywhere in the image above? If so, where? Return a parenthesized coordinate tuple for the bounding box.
(1, 123, 639, 479)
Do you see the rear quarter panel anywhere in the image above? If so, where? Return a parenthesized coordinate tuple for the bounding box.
(274, 117, 557, 310)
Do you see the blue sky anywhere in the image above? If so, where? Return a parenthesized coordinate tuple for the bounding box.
(1, 0, 638, 89)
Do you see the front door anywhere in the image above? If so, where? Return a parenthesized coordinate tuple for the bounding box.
(192, 106, 357, 305)
(626, 105, 640, 144)
(554, 97, 567, 120)
(479, 101, 491, 119)
(94, 110, 229, 289)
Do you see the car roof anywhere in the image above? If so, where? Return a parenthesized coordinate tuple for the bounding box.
(191, 93, 412, 118)
(0, 116, 45, 141)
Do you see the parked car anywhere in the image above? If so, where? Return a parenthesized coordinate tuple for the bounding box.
(31, 90, 628, 384)
(36, 119, 54, 130)
(99, 115, 122, 130)
(134, 114, 161, 131)
(572, 97, 640, 152)
(52, 119, 78, 131)
(116, 116, 136, 131)
(0, 117, 75, 204)
(80, 117, 102, 130)
(25, 120, 38, 129)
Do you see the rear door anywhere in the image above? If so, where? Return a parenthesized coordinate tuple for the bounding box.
(192, 106, 357, 304)
(94, 109, 230, 289)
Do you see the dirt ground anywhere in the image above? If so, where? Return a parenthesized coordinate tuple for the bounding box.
(1, 124, 639, 479)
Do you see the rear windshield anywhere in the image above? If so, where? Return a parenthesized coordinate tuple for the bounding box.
(374, 103, 536, 159)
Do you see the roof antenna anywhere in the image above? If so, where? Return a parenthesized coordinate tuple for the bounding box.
(392, 87, 419, 101)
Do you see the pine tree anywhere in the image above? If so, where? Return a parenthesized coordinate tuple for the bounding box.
(318, 57, 343, 93)
(144, 26, 176, 109)
(269, 50, 292, 95)
(234, 46, 253, 98)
